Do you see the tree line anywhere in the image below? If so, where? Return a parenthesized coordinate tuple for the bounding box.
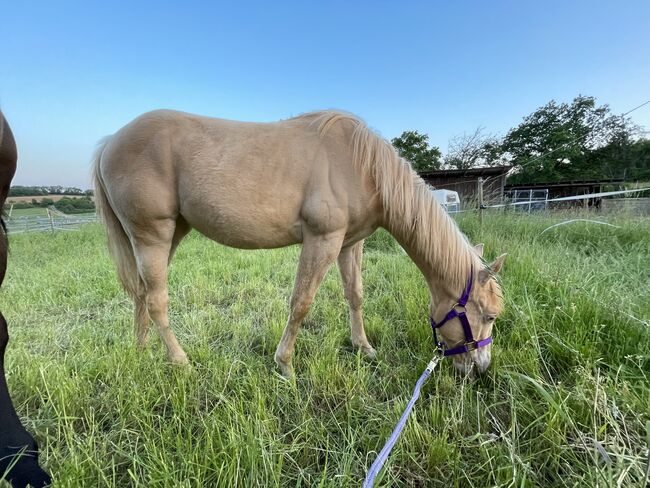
(9, 186, 93, 197)
(8, 196, 95, 214)
(391, 95, 650, 183)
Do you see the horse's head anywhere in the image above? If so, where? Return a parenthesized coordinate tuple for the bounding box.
(430, 244, 506, 375)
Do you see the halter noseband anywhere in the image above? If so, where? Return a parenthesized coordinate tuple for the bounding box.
(429, 270, 493, 357)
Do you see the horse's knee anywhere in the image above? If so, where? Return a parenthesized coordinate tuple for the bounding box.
(146, 289, 169, 319)
(289, 297, 312, 322)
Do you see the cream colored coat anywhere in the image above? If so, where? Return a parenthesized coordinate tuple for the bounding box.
(93, 110, 505, 376)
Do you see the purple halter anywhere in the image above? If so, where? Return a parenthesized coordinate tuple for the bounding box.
(429, 270, 493, 356)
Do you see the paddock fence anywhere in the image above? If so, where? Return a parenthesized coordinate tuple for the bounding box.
(5, 211, 98, 235)
(4, 187, 649, 236)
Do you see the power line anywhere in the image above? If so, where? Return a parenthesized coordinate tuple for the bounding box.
(622, 99, 650, 117)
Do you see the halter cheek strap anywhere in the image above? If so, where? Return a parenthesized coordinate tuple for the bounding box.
(429, 270, 493, 357)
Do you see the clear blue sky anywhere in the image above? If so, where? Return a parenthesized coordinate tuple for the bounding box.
(2, 0, 649, 188)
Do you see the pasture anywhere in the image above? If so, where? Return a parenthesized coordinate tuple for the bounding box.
(7, 207, 48, 218)
(1, 212, 649, 487)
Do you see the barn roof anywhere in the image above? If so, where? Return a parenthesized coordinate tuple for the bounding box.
(418, 166, 512, 179)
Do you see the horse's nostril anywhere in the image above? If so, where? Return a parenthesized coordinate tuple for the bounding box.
(475, 358, 491, 374)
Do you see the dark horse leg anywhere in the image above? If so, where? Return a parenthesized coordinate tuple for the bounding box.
(0, 112, 51, 487)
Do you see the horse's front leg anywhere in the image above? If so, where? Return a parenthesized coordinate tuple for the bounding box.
(274, 230, 345, 378)
(337, 240, 376, 357)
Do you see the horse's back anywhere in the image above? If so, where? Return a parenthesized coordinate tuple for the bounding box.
(99, 110, 380, 248)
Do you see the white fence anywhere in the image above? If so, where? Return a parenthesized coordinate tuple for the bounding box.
(6, 213, 98, 234)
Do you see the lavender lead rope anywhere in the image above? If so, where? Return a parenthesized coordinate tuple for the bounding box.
(363, 270, 493, 486)
(362, 356, 441, 488)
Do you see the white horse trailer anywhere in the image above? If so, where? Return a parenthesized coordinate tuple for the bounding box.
(431, 189, 461, 213)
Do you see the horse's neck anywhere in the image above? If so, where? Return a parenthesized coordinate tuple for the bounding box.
(384, 211, 474, 302)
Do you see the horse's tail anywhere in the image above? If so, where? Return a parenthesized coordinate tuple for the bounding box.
(92, 138, 143, 299)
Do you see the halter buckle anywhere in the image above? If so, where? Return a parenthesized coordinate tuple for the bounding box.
(464, 340, 478, 352)
(452, 302, 466, 312)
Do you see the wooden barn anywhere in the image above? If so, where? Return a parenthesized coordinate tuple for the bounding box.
(418, 166, 512, 207)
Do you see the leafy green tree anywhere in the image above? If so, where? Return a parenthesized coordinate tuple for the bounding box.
(39, 198, 55, 207)
(53, 196, 95, 214)
(491, 95, 639, 183)
(391, 130, 442, 172)
(587, 138, 650, 181)
(8, 185, 86, 197)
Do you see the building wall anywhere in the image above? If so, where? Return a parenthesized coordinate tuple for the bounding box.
(602, 197, 650, 215)
(421, 174, 507, 208)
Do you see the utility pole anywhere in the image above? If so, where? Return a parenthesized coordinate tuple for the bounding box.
(47, 208, 55, 233)
(478, 177, 484, 229)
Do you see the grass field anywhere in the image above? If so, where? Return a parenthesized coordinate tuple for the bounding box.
(7, 207, 49, 217)
(1, 212, 649, 487)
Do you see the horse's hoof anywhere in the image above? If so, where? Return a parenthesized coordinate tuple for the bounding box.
(278, 362, 294, 379)
(169, 352, 190, 366)
(361, 346, 377, 359)
(274, 358, 294, 379)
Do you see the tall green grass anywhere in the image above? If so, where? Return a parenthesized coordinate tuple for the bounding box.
(1, 211, 648, 487)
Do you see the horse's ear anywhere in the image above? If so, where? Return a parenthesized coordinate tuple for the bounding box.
(490, 253, 507, 274)
(474, 243, 484, 258)
(478, 253, 507, 284)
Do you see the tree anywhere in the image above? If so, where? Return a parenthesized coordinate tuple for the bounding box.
(494, 95, 639, 183)
(391, 130, 442, 172)
(587, 137, 650, 181)
(444, 127, 500, 170)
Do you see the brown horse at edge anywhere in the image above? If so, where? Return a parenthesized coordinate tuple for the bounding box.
(0, 111, 51, 487)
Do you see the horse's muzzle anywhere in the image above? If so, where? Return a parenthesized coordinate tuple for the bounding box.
(452, 345, 492, 375)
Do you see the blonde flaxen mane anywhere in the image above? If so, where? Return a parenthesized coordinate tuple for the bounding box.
(296, 110, 481, 290)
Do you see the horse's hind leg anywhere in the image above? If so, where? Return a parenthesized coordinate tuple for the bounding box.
(337, 240, 376, 357)
(132, 220, 189, 364)
(134, 217, 191, 349)
(275, 230, 345, 378)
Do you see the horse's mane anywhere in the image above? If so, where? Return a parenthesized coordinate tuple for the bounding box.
(292, 110, 480, 290)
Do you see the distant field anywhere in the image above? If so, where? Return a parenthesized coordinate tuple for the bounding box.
(2, 212, 649, 487)
(6, 195, 93, 203)
(7, 207, 48, 217)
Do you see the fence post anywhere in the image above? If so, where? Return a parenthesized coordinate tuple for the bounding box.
(478, 177, 484, 229)
(47, 208, 55, 233)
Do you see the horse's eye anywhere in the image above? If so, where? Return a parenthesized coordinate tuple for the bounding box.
(486, 315, 496, 322)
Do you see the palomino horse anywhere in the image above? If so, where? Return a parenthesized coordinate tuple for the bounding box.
(0, 111, 51, 487)
(92, 110, 506, 377)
